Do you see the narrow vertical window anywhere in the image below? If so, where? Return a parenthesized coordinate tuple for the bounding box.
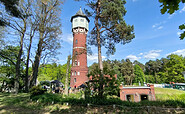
(74, 61, 78, 66)
(75, 71, 77, 76)
(78, 62, 80, 66)
(75, 39, 78, 44)
(77, 72, 80, 75)
(75, 51, 78, 56)
(74, 78, 76, 83)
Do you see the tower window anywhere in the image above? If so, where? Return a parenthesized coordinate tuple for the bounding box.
(77, 72, 80, 75)
(80, 19, 84, 22)
(75, 19, 78, 22)
(75, 39, 78, 44)
(74, 61, 78, 66)
(78, 62, 80, 66)
(75, 51, 78, 56)
(74, 78, 76, 83)
(75, 71, 77, 76)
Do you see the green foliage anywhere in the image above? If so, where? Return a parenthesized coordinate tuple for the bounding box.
(165, 54, 185, 82)
(38, 63, 71, 84)
(120, 59, 135, 85)
(0, 0, 23, 26)
(30, 85, 46, 97)
(85, 0, 135, 55)
(159, 0, 185, 39)
(179, 24, 185, 40)
(86, 65, 120, 98)
(134, 65, 145, 84)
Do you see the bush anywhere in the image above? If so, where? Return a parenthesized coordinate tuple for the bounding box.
(30, 85, 46, 97)
(31, 93, 62, 103)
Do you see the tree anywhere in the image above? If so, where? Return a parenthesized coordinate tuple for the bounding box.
(165, 54, 185, 82)
(159, 0, 185, 39)
(82, 0, 134, 97)
(0, 0, 23, 26)
(64, 55, 71, 96)
(30, 0, 62, 87)
(121, 59, 135, 85)
(133, 60, 145, 72)
(0, 46, 24, 92)
(134, 64, 145, 84)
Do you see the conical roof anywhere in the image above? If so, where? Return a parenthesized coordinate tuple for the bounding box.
(71, 8, 90, 22)
(76, 8, 85, 16)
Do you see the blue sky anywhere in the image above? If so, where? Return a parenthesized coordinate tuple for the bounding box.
(58, 0, 185, 66)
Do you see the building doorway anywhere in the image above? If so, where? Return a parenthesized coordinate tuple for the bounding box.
(126, 95, 134, 102)
(140, 95, 148, 101)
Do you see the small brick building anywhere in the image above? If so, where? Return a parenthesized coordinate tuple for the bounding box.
(120, 84, 156, 102)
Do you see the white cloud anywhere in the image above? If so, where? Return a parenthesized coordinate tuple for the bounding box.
(144, 50, 162, 59)
(168, 13, 176, 19)
(139, 53, 143, 56)
(126, 55, 141, 61)
(87, 54, 106, 62)
(157, 26, 163, 30)
(167, 49, 185, 57)
(62, 34, 73, 44)
(180, 5, 185, 13)
(152, 21, 166, 30)
(177, 32, 181, 36)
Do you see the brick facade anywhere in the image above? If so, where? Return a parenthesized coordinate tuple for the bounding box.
(120, 84, 156, 102)
(70, 28, 88, 88)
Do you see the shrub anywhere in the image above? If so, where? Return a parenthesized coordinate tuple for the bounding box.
(30, 85, 46, 97)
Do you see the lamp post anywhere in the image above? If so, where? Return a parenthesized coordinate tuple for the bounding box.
(182, 71, 185, 80)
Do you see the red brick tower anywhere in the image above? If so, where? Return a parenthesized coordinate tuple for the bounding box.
(70, 8, 90, 88)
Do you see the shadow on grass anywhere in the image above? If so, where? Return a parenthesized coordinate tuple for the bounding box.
(1, 92, 185, 114)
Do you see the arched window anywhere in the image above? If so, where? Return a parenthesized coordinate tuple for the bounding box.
(75, 39, 78, 44)
(75, 71, 77, 76)
(74, 78, 76, 83)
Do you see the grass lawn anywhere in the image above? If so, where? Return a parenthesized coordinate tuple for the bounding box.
(155, 87, 185, 101)
(0, 88, 185, 113)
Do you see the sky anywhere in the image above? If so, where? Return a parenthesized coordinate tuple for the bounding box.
(58, 0, 185, 66)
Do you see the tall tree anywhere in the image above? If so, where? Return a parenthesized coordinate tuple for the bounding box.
(30, 0, 62, 87)
(165, 54, 185, 82)
(145, 59, 162, 83)
(134, 64, 145, 84)
(159, 0, 185, 39)
(121, 59, 135, 85)
(82, 0, 134, 97)
(64, 55, 71, 96)
(0, 0, 23, 26)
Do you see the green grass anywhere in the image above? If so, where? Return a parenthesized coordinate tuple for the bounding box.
(155, 87, 185, 101)
(1, 88, 185, 113)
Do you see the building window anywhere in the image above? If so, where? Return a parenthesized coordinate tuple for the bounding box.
(78, 62, 80, 66)
(75, 71, 77, 76)
(75, 19, 78, 22)
(75, 39, 78, 44)
(72, 72, 74, 76)
(80, 19, 84, 22)
(77, 72, 80, 75)
(74, 78, 76, 83)
(126, 95, 134, 102)
(75, 51, 78, 56)
(74, 61, 78, 66)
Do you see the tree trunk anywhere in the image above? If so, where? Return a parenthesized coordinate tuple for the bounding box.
(96, 0, 103, 98)
(25, 30, 34, 92)
(30, 34, 43, 87)
(64, 55, 71, 96)
(14, 19, 26, 94)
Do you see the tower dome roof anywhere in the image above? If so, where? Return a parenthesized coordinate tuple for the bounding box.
(71, 8, 90, 22)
